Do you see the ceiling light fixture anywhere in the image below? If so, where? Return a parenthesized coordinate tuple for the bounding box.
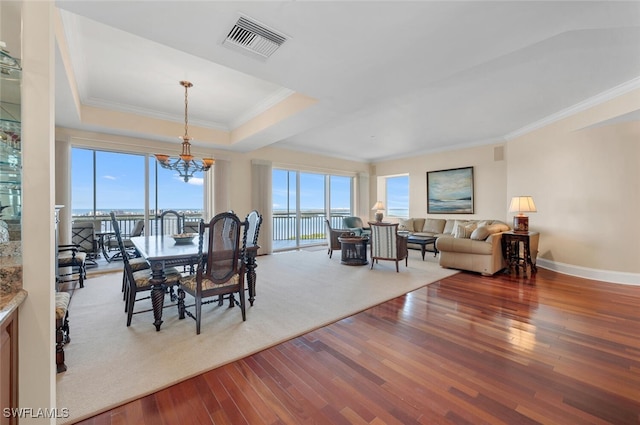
(154, 81, 214, 183)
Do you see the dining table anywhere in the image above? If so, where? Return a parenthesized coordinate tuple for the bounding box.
(130, 234, 259, 331)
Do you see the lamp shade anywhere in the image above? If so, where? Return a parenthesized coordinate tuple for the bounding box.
(371, 201, 385, 211)
(509, 196, 536, 232)
(509, 196, 537, 214)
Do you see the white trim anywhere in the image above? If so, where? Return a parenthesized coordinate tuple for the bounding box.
(537, 258, 640, 286)
(505, 76, 640, 140)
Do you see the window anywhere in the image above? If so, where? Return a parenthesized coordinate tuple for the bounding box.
(71, 147, 205, 235)
(385, 175, 409, 218)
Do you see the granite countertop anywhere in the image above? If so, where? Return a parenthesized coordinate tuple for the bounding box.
(0, 289, 27, 327)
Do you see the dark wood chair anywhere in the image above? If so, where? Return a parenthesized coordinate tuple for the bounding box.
(158, 210, 184, 235)
(109, 212, 151, 295)
(325, 219, 345, 259)
(55, 291, 71, 373)
(368, 221, 408, 272)
(177, 212, 247, 334)
(110, 212, 181, 326)
(244, 210, 262, 248)
(57, 244, 87, 288)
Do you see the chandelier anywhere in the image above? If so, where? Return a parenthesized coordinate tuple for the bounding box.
(154, 81, 214, 182)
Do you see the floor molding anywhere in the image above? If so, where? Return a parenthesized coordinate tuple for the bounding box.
(537, 258, 639, 286)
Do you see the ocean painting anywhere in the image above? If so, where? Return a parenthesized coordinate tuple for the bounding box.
(427, 167, 474, 214)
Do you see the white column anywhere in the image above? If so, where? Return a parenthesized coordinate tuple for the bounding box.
(19, 1, 57, 424)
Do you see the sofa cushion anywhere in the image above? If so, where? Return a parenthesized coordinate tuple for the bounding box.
(398, 218, 414, 232)
(422, 218, 446, 234)
(412, 218, 425, 232)
(436, 236, 493, 255)
(443, 219, 457, 235)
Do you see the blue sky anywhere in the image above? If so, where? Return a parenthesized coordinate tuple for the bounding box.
(72, 148, 204, 212)
(72, 149, 410, 216)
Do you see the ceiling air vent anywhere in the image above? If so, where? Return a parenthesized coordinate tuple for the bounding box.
(223, 16, 287, 60)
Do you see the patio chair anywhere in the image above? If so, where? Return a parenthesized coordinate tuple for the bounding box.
(369, 221, 408, 272)
(71, 221, 99, 267)
(177, 212, 247, 334)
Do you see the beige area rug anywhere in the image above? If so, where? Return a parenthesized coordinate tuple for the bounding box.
(56, 249, 457, 424)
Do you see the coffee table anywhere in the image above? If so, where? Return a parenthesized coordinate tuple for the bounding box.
(406, 235, 438, 260)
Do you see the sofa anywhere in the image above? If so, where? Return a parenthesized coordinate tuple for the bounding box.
(397, 217, 512, 276)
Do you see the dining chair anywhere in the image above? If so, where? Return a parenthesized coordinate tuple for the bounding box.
(109, 213, 150, 296)
(57, 244, 87, 288)
(158, 210, 184, 235)
(109, 212, 181, 326)
(177, 211, 247, 334)
(244, 210, 262, 248)
(106, 218, 144, 261)
(368, 221, 408, 272)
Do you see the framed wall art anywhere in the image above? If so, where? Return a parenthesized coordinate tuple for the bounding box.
(426, 166, 474, 214)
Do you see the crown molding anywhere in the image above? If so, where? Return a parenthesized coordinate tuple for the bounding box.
(505, 76, 640, 140)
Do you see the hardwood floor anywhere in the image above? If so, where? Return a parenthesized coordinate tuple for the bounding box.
(75, 268, 640, 425)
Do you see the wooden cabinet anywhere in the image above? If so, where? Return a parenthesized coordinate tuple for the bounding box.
(0, 309, 18, 425)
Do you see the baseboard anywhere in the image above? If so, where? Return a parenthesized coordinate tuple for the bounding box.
(537, 258, 640, 286)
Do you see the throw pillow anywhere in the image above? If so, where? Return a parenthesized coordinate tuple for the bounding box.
(398, 218, 414, 232)
(453, 222, 476, 239)
(470, 226, 491, 240)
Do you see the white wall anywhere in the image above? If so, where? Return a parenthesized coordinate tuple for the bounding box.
(373, 143, 508, 222)
(20, 1, 57, 423)
(507, 89, 640, 278)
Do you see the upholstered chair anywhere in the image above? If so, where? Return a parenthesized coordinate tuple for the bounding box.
(369, 222, 408, 272)
(342, 216, 371, 236)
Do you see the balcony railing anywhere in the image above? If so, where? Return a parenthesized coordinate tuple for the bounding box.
(72, 211, 352, 250)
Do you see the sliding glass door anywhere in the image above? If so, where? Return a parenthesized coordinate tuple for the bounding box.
(272, 168, 353, 251)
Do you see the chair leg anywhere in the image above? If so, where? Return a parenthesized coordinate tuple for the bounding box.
(239, 287, 246, 321)
(177, 288, 186, 320)
(56, 313, 68, 373)
(126, 287, 136, 326)
(195, 297, 202, 335)
(395, 260, 399, 273)
(79, 263, 85, 288)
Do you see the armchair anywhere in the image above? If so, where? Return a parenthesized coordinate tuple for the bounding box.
(325, 219, 345, 259)
(368, 222, 408, 272)
(342, 216, 371, 237)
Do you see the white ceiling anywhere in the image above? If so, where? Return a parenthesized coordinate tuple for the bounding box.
(52, 1, 640, 163)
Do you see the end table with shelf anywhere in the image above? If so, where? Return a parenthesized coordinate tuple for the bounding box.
(501, 231, 540, 277)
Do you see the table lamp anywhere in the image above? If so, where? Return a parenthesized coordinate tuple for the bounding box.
(509, 196, 536, 233)
(372, 201, 385, 222)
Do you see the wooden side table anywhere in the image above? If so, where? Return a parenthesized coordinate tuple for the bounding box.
(338, 235, 369, 266)
(501, 231, 540, 277)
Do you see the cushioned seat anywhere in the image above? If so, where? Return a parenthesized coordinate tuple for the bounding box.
(57, 246, 87, 288)
(55, 292, 71, 373)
